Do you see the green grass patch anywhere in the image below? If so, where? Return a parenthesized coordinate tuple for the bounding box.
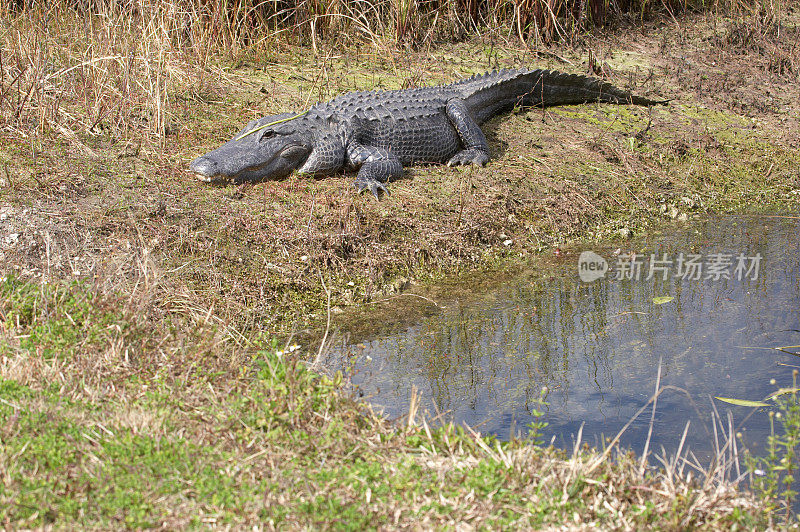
(0, 378, 258, 528)
(0, 276, 123, 360)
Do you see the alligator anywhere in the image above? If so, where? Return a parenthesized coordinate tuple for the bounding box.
(190, 68, 664, 198)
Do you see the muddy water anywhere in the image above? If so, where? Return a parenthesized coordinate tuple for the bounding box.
(330, 215, 800, 460)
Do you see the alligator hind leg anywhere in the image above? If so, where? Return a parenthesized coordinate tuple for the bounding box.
(445, 99, 490, 167)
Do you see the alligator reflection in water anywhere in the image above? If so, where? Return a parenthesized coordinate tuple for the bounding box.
(330, 216, 800, 458)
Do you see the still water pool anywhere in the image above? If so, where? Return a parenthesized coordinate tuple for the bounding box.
(330, 216, 800, 461)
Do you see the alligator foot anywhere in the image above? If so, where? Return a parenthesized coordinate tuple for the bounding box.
(354, 178, 389, 200)
(447, 148, 489, 167)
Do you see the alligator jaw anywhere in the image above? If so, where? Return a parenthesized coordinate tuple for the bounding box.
(190, 154, 253, 184)
(192, 171, 229, 184)
(190, 143, 311, 184)
(189, 157, 269, 184)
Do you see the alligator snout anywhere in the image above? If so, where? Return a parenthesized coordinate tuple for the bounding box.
(190, 156, 219, 182)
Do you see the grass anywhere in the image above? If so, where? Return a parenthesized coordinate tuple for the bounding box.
(0, 276, 782, 527)
(740, 375, 800, 520)
(1, 0, 800, 527)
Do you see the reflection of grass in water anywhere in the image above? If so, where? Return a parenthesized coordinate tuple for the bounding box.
(356, 215, 800, 457)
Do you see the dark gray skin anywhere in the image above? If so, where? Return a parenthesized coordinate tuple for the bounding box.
(190, 68, 665, 198)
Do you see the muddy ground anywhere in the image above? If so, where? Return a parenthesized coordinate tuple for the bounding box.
(1, 11, 798, 345)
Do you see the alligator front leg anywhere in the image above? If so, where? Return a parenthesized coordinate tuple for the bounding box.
(348, 143, 403, 199)
(445, 98, 490, 167)
(355, 158, 403, 198)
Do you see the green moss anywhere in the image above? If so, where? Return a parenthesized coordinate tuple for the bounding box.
(548, 104, 655, 132)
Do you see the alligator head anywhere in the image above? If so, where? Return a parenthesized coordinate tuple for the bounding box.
(190, 113, 313, 183)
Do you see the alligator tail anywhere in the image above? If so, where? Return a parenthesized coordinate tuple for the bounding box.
(532, 70, 668, 107)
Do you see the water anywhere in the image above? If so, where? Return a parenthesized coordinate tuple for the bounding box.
(330, 215, 800, 461)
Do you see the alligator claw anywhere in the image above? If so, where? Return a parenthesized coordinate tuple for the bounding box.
(447, 148, 489, 167)
(354, 179, 389, 200)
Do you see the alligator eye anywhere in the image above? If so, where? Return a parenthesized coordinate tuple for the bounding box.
(259, 130, 276, 141)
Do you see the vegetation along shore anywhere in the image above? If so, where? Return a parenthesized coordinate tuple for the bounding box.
(1, 0, 799, 527)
